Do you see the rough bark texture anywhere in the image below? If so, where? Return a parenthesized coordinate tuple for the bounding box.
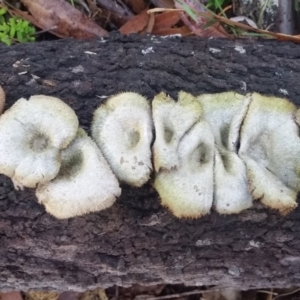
(1, 34, 300, 292)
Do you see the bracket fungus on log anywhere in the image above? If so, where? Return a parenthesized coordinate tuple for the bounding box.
(36, 128, 121, 219)
(152, 92, 214, 218)
(0, 95, 79, 190)
(197, 92, 253, 214)
(239, 93, 300, 214)
(1, 87, 300, 220)
(91, 92, 153, 187)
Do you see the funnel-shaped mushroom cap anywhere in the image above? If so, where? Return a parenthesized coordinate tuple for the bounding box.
(197, 92, 253, 214)
(154, 121, 214, 218)
(152, 91, 202, 172)
(0, 85, 5, 114)
(0, 95, 79, 189)
(92, 92, 153, 187)
(36, 129, 121, 219)
(239, 93, 300, 214)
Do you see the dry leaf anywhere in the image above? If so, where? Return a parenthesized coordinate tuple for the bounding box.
(0, 291, 23, 300)
(125, 0, 147, 14)
(180, 11, 228, 37)
(96, 0, 134, 18)
(119, 10, 149, 35)
(21, 0, 107, 38)
(152, 25, 191, 36)
(175, 0, 206, 13)
(153, 11, 181, 31)
(85, 0, 105, 17)
(151, 0, 174, 8)
(175, 0, 228, 38)
(10, 8, 58, 35)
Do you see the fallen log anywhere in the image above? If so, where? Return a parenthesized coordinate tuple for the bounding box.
(1, 34, 300, 292)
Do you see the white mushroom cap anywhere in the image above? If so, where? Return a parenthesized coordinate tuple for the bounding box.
(214, 148, 252, 214)
(197, 92, 253, 214)
(0, 95, 79, 189)
(154, 121, 214, 218)
(36, 128, 121, 219)
(0, 85, 5, 114)
(239, 93, 300, 214)
(152, 91, 202, 172)
(92, 92, 153, 187)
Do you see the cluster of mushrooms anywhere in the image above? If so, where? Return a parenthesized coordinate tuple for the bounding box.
(0, 85, 299, 219)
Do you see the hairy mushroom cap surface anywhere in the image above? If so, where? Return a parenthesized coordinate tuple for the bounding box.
(197, 92, 253, 214)
(239, 93, 300, 214)
(0, 95, 79, 189)
(91, 92, 153, 187)
(152, 91, 202, 172)
(36, 128, 121, 219)
(0, 85, 5, 114)
(154, 121, 214, 218)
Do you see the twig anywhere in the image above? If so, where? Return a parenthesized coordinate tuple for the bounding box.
(272, 288, 300, 300)
(32, 26, 58, 36)
(256, 289, 277, 296)
(147, 8, 184, 14)
(135, 289, 203, 300)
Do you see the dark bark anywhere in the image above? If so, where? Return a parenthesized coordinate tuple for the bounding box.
(1, 34, 300, 292)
